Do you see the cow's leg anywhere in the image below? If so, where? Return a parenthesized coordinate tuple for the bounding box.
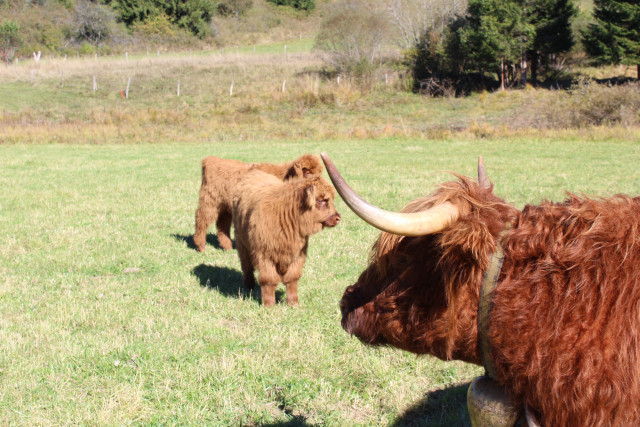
(194, 188, 216, 252)
(282, 254, 306, 306)
(236, 240, 256, 290)
(257, 263, 279, 307)
(216, 209, 233, 250)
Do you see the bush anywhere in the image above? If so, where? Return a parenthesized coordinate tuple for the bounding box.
(268, 0, 314, 11)
(525, 81, 640, 128)
(217, 0, 253, 17)
(314, 0, 387, 79)
(132, 13, 176, 36)
(78, 41, 97, 55)
(0, 20, 21, 64)
(110, 0, 215, 39)
(72, 0, 116, 45)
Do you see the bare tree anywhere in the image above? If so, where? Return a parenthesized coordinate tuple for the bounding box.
(72, 0, 116, 45)
(386, 0, 468, 50)
(315, 0, 388, 77)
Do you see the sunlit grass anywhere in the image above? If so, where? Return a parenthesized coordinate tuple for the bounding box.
(2, 138, 640, 424)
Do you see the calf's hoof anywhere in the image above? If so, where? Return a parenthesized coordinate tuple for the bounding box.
(193, 236, 205, 252)
(218, 236, 233, 251)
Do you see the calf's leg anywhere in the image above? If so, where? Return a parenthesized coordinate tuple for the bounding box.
(257, 263, 280, 307)
(285, 280, 299, 306)
(194, 189, 216, 252)
(216, 209, 233, 250)
(236, 240, 256, 289)
(282, 255, 305, 306)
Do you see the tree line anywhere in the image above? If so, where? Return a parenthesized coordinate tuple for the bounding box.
(0, 0, 314, 63)
(314, 0, 639, 94)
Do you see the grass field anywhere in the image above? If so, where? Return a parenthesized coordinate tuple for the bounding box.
(2, 138, 640, 426)
(1, 40, 640, 425)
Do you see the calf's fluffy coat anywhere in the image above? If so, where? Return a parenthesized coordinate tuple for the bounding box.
(194, 154, 323, 252)
(233, 170, 340, 306)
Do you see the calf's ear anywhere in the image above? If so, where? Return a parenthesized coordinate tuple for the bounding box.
(284, 164, 298, 180)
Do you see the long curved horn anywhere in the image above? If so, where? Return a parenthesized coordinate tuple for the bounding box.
(478, 156, 490, 188)
(320, 153, 459, 236)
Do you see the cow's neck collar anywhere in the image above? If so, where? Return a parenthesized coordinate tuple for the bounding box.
(477, 229, 509, 379)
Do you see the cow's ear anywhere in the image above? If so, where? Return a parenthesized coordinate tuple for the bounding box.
(301, 184, 315, 209)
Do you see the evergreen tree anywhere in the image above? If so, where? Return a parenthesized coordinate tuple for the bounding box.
(527, 0, 577, 81)
(459, 0, 534, 89)
(108, 0, 215, 38)
(582, 0, 640, 78)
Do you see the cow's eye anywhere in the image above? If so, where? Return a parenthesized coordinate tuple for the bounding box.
(316, 198, 327, 208)
(397, 254, 410, 266)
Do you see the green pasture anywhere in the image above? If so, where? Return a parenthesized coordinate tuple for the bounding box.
(2, 138, 640, 425)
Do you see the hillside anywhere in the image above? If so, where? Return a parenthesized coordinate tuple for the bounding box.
(0, 0, 328, 59)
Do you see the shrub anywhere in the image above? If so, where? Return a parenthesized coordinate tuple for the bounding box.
(78, 41, 97, 55)
(0, 20, 21, 64)
(314, 0, 387, 79)
(268, 0, 314, 11)
(72, 0, 116, 45)
(132, 13, 176, 36)
(110, 0, 215, 38)
(525, 81, 640, 128)
(217, 0, 253, 16)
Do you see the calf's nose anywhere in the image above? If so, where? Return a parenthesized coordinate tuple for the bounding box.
(323, 213, 341, 227)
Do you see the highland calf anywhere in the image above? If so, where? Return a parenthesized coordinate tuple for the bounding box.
(233, 169, 340, 307)
(194, 154, 323, 252)
(322, 153, 640, 426)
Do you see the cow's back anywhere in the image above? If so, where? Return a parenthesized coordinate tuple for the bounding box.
(492, 194, 640, 425)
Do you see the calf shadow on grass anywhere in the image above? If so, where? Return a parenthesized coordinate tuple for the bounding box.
(171, 233, 234, 251)
(192, 264, 255, 300)
(391, 382, 472, 427)
(192, 264, 286, 304)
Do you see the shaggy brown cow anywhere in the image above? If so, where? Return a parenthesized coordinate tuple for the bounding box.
(232, 169, 341, 307)
(194, 154, 323, 252)
(322, 153, 640, 426)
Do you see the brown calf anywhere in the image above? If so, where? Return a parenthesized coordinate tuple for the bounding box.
(193, 154, 322, 252)
(232, 169, 340, 306)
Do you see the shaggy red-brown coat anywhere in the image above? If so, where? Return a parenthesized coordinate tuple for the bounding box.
(340, 176, 640, 426)
(194, 154, 323, 252)
(233, 170, 340, 307)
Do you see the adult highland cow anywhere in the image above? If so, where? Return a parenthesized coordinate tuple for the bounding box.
(194, 154, 323, 252)
(321, 153, 640, 426)
(233, 169, 341, 307)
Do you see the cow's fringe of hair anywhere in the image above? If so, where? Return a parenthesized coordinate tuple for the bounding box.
(372, 176, 517, 358)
